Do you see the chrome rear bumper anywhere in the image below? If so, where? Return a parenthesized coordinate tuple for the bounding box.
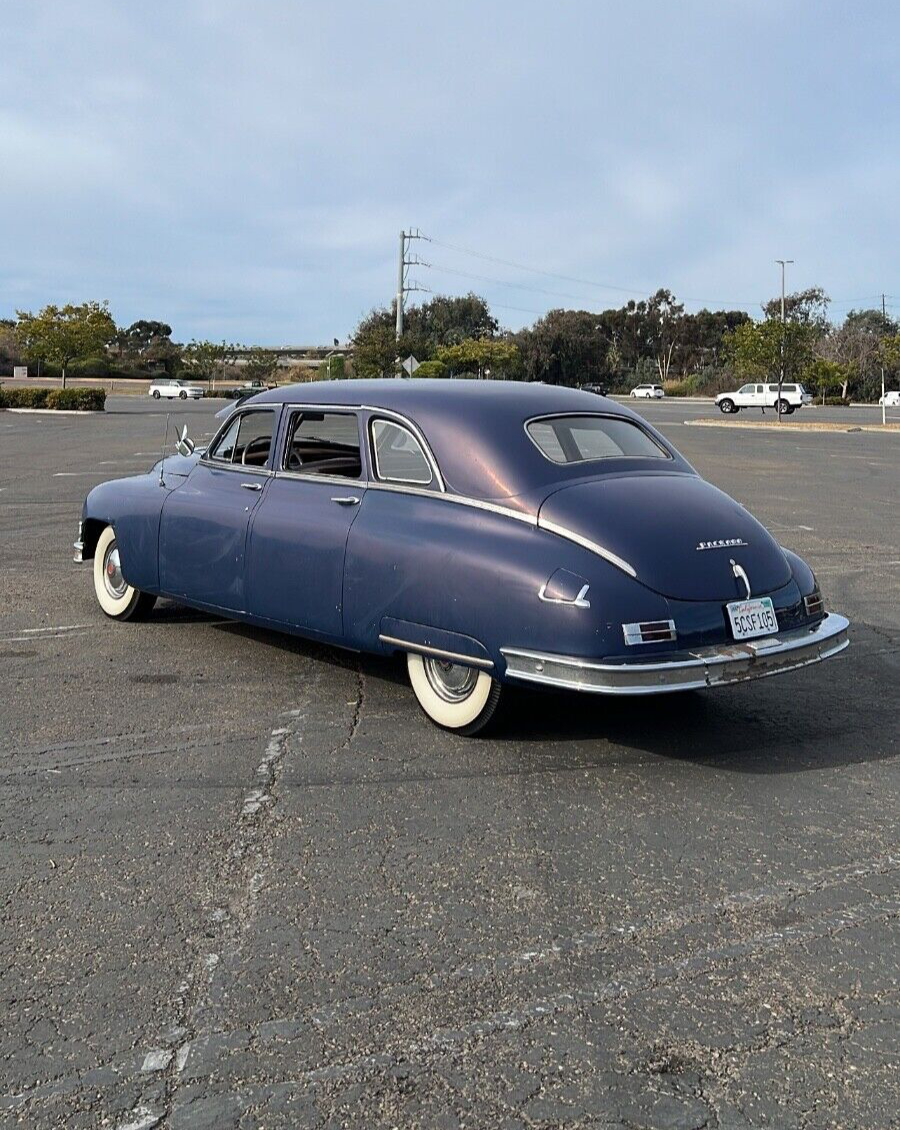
(501, 612, 849, 695)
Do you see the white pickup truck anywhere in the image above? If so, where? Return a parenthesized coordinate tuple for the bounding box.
(716, 382, 813, 415)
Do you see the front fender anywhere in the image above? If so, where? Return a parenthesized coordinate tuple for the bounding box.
(82, 474, 167, 592)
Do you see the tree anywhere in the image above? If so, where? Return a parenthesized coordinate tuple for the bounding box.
(115, 320, 180, 373)
(182, 339, 234, 386)
(512, 309, 608, 386)
(805, 359, 848, 404)
(762, 286, 830, 329)
(817, 318, 884, 400)
(724, 319, 817, 393)
(241, 346, 280, 384)
(15, 301, 116, 387)
(351, 293, 499, 378)
(434, 338, 520, 378)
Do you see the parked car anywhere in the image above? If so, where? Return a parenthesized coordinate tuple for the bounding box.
(224, 380, 269, 401)
(74, 380, 848, 734)
(630, 384, 664, 399)
(580, 383, 608, 396)
(716, 383, 813, 415)
(878, 390, 900, 407)
(149, 378, 205, 400)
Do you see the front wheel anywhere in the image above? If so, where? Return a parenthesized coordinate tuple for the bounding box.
(152, 390, 161, 399)
(406, 653, 502, 735)
(93, 525, 157, 620)
(179, 390, 187, 399)
(719, 398, 735, 414)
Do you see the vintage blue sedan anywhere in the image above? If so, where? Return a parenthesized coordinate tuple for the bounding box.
(75, 380, 849, 733)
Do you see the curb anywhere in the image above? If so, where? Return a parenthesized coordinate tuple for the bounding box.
(684, 419, 899, 435)
(3, 407, 101, 416)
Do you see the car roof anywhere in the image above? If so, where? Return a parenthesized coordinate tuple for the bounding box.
(252, 378, 685, 502)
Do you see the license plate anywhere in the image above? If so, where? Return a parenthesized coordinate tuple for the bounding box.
(726, 597, 778, 641)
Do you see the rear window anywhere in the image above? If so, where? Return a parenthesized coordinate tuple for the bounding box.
(527, 415, 669, 464)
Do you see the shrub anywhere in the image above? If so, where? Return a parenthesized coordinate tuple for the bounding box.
(0, 386, 50, 408)
(45, 387, 106, 411)
(823, 396, 852, 407)
(68, 355, 110, 377)
(414, 359, 447, 378)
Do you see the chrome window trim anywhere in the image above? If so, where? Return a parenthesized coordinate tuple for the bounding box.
(201, 405, 279, 470)
(275, 469, 369, 488)
(523, 412, 672, 466)
(369, 417, 435, 487)
(378, 634, 494, 670)
(278, 403, 446, 492)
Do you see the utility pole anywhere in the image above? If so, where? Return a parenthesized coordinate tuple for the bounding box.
(775, 259, 793, 423)
(395, 229, 424, 341)
(882, 293, 887, 426)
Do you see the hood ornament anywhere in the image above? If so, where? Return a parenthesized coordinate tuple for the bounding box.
(730, 559, 752, 599)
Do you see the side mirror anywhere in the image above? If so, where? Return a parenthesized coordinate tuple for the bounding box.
(176, 424, 195, 456)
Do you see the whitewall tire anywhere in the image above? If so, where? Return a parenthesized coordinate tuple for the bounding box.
(92, 525, 157, 621)
(406, 653, 502, 735)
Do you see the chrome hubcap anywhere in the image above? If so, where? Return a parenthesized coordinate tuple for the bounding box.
(102, 542, 128, 599)
(423, 657, 478, 703)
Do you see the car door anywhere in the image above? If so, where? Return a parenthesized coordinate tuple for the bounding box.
(159, 406, 278, 611)
(246, 407, 365, 639)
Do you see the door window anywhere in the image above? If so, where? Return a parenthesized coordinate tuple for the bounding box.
(738, 384, 754, 395)
(370, 419, 434, 485)
(207, 410, 274, 467)
(283, 411, 361, 478)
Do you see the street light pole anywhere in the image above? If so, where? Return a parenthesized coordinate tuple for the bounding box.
(882, 293, 887, 427)
(775, 259, 794, 423)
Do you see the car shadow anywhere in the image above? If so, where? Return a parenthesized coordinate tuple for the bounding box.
(152, 604, 893, 776)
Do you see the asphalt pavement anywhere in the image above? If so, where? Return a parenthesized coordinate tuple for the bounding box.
(0, 395, 897, 1129)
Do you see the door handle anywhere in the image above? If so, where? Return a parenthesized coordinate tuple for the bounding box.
(331, 496, 360, 506)
(241, 482, 263, 491)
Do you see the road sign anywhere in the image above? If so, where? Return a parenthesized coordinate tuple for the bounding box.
(13, 366, 27, 380)
(402, 355, 420, 375)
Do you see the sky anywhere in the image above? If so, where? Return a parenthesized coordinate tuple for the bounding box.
(1, 0, 898, 344)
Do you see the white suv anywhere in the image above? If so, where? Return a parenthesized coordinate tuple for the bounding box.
(149, 378, 205, 400)
(630, 384, 664, 399)
(879, 390, 900, 407)
(716, 382, 812, 415)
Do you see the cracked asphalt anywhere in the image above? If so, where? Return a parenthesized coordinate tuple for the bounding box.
(0, 396, 897, 1129)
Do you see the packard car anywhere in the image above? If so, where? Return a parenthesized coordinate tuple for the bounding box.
(75, 380, 849, 734)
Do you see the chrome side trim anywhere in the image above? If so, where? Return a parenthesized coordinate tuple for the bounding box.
(197, 461, 273, 477)
(538, 582, 591, 609)
(501, 613, 849, 696)
(537, 517, 637, 578)
(365, 482, 537, 525)
(378, 634, 495, 670)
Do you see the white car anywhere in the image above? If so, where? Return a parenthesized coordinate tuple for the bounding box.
(878, 390, 900, 407)
(630, 384, 665, 399)
(716, 382, 813, 415)
(149, 378, 205, 401)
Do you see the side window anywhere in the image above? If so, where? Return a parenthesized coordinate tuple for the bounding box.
(208, 414, 241, 462)
(207, 410, 274, 467)
(370, 419, 434, 485)
(283, 411, 361, 479)
(738, 384, 754, 395)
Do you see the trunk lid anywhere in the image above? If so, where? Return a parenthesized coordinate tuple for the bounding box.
(538, 473, 791, 601)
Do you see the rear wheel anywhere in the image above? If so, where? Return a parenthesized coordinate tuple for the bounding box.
(719, 398, 735, 414)
(776, 398, 791, 415)
(406, 653, 502, 735)
(93, 525, 157, 620)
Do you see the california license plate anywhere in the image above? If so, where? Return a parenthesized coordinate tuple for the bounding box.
(726, 597, 778, 641)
